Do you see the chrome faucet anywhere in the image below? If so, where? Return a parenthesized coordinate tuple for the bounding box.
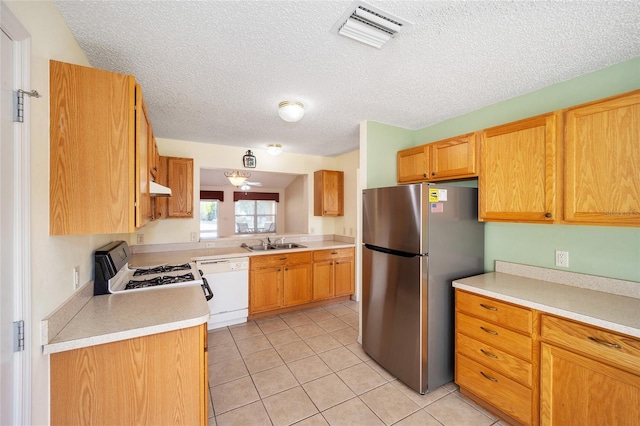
(280, 236, 286, 244)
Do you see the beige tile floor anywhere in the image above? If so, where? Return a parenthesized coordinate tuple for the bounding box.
(208, 300, 508, 426)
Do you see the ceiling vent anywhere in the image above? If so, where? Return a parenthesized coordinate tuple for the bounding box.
(332, 1, 411, 49)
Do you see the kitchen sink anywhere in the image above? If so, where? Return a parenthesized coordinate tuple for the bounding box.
(272, 243, 306, 249)
(242, 243, 306, 251)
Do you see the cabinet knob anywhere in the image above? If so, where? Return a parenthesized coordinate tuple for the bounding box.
(330, 261, 333, 265)
(431, 172, 436, 176)
(285, 267, 288, 271)
(423, 173, 427, 177)
(545, 212, 552, 218)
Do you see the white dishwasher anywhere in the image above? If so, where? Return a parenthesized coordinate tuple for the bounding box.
(195, 257, 249, 330)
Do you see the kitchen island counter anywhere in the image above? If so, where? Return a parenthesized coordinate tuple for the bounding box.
(43, 285, 209, 354)
(453, 261, 640, 338)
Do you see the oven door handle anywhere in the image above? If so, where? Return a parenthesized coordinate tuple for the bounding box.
(201, 276, 214, 301)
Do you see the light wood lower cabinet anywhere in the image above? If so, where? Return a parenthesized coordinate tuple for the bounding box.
(50, 324, 208, 426)
(249, 251, 312, 314)
(249, 248, 354, 315)
(540, 315, 640, 426)
(455, 290, 537, 425)
(313, 248, 355, 300)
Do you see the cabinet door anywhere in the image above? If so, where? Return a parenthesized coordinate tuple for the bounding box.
(429, 133, 478, 181)
(334, 257, 354, 297)
(135, 85, 152, 228)
(51, 326, 204, 425)
(397, 145, 429, 183)
(540, 343, 640, 426)
(249, 267, 282, 314)
(564, 91, 640, 226)
(167, 157, 194, 218)
(479, 113, 558, 223)
(314, 170, 344, 216)
(49, 60, 137, 235)
(154, 156, 168, 219)
(283, 263, 312, 306)
(313, 260, 334, 300)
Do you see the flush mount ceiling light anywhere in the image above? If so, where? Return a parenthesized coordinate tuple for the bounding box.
(332, 1, 411, 49)
(224, 170, 250, 187)
(267, 144, 283, 156)
(278, 101, 304, 122)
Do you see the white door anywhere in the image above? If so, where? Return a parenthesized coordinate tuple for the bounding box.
(0, 4, 30, 422)
(1, 26, 19, 426)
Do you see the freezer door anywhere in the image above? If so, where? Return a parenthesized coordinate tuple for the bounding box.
(362, 184, 426, 254)
(361, 245, 427, 393)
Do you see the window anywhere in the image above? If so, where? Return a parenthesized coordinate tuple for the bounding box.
(200, 190, 223, 239)
(235, 200, 277, 234)
(200, 200, 219, 238)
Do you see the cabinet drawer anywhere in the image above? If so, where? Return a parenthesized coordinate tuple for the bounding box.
(541, 315, 640, 374)
(456, 354, 532, 425)
(456, 290, 532, 334)
(456, 333, 532, 387)
(250, 251, 312, 269)
(313, 248, 354, 261)
(457, 312, 532, 361)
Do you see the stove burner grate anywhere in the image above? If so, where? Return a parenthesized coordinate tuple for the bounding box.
(125, 273, 196, 290)
(132, 263, 192, 276)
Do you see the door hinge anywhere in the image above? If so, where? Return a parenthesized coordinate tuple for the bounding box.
(13, 89, 42, 122)
(13, 320, 25, 352)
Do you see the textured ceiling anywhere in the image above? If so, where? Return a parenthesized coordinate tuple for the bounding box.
(54, 0, 640, 157)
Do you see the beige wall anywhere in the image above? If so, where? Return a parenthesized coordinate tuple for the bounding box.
(284, 175, 308, 234)
(137, 137, 360, 245)
(4, 1, 130, 424)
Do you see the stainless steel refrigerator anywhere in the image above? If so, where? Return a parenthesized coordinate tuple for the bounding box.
(362, 184, 484, 394)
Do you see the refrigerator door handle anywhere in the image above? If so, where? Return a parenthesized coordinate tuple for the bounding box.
(363, 243, 424, 258)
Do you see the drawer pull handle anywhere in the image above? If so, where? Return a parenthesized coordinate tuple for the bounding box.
(588, 336, 622, 349)
(480, 326, 498, 335)
(480, 371, 498, 382)
(480, 303, 498, 311)
(480, 349, 498, 359)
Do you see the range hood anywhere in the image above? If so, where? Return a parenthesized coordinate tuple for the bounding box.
(150, 181, 172, 197)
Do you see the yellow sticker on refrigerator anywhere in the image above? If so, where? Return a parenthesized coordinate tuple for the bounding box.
(429, 189, 439, 202)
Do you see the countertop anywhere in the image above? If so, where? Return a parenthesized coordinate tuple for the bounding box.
(43, 239, 354, 354)
(129, 240, 355, 267)
(43, 285, 210, 354)
(453, 264, 640, 339)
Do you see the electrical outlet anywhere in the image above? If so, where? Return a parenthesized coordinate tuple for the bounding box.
(136, 234, 144, 244)
(555, 250, 569, 267)
(190, 232, 198, 242)
(300, 237, 308, 242)
(205, 242, 215, 248)
(310, 227, 315, 234)
(349, 227, 353, 236)
(73, 266, 80, 289)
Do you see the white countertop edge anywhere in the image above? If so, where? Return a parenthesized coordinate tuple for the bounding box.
(452, 281, 640, 339)
(43, 313, 209, 355)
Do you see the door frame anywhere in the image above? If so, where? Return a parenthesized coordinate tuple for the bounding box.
(1, 3, 32, 424)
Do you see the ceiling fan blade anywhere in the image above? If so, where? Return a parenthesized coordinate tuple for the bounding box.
(246, 181, 262, 186)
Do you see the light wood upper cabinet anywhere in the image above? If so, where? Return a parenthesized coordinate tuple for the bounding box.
(165, 156, 194, 218)
(314, 170, 344, 216)
(563, 90, 640, 226)
(51, 325, 208, 425)
(49, 60, 151, 235)
(479, 113, 558, 223)
(429, 133, 479, 181)
(136, 86, 152, 228)
(397, 145, 429, 183)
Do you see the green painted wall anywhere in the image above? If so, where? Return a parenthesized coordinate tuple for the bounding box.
(365, 121, 414, 188)
(365, 57, 640, 282)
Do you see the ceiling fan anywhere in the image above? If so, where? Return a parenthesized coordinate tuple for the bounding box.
(240, 181, 262, 191)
